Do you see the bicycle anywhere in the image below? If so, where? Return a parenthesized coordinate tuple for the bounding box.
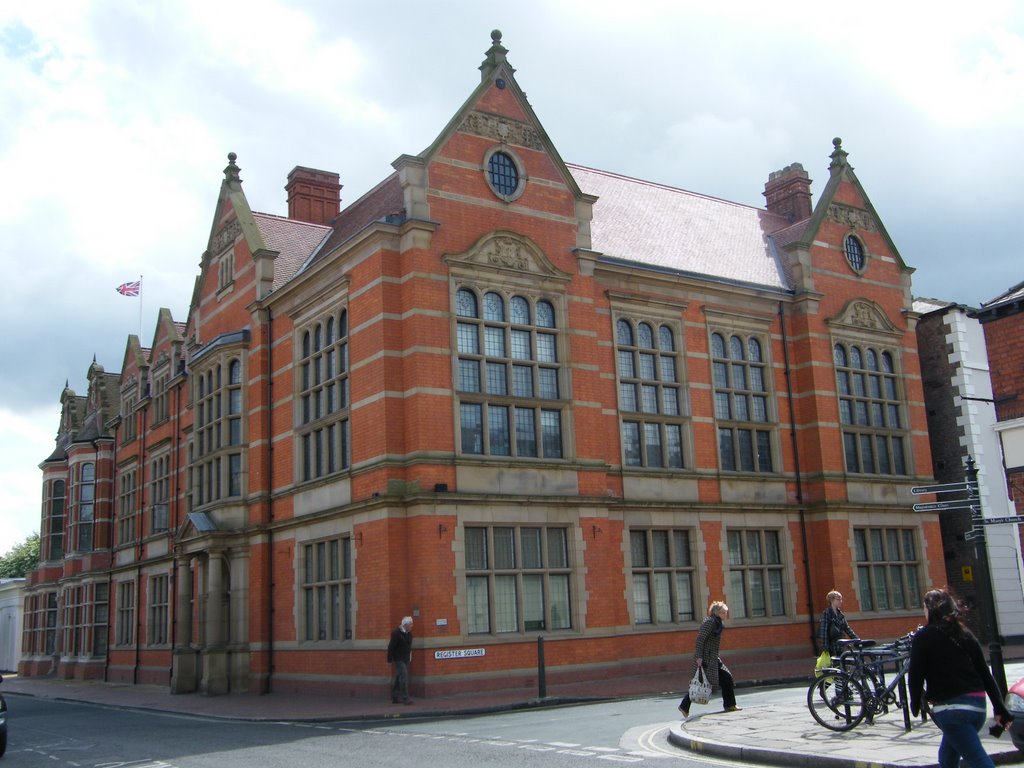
(807, 632, 916, 732)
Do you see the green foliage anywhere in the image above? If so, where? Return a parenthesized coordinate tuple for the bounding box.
(0, 533, 39, 579)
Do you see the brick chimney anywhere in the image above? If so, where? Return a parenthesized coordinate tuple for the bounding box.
(286, 166, 342, 225)
(763, 163, 813, 223)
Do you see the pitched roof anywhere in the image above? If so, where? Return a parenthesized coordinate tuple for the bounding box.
(314, 174, 404, 261)
(982, 279, 1024, 309)
(252, 213, 332, 290)
(912, 297, 956, 315)
(568, 165, 792, 291)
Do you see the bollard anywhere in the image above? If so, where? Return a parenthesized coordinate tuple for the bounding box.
(537, 635, 546, 699)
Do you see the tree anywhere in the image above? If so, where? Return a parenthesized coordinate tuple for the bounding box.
(0, 533, 39, 578)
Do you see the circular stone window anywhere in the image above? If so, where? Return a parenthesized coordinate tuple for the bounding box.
(844, 234, 866, 273)
(483, 147, 526, 202)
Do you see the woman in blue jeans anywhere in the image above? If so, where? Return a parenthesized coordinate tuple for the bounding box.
(908, 589, 1012, 768)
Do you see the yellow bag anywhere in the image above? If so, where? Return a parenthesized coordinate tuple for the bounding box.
(814, 650, 831, 677)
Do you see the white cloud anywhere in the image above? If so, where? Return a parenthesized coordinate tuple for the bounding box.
(0, 407, 56, 556)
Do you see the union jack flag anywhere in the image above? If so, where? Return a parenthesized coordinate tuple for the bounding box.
(116, 280, 141, 297)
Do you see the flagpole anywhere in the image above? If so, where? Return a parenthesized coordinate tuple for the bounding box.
(138, 275, 143, 341)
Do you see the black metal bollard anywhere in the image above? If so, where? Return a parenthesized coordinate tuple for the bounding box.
(537, 635, 546, 699)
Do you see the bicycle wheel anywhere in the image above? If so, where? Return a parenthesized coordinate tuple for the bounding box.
(807, 672, 869, 731)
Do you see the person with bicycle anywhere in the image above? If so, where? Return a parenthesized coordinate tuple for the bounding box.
(819, 589, 859, 657)
(908, 588, 1012, 768)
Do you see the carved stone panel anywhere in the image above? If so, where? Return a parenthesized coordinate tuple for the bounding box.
(826, 203, 877, 233)
(211, 218, 241, 255)
(460, 111, 543, 150)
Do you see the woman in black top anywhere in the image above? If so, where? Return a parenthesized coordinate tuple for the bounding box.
(908, 589, 1011, 768)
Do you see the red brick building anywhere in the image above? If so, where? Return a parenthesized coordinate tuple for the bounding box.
(21, 31, 944, 697)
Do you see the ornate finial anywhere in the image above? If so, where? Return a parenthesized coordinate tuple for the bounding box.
(224, 152, 242, 184)
(480, 28, 514, 81)
(829, 136, 850, 173)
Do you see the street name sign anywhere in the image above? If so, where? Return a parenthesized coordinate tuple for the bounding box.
(912, 500, 978, 513)
(975, 516, 1024, 526)
(911, 482, 977, 495)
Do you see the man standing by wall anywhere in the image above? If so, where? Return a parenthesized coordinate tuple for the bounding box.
(387, 616, 414, 704)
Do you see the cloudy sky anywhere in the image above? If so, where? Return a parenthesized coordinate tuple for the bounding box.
(1, 1, 1022, 555)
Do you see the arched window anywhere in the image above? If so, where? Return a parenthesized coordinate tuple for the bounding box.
(456, 289, 563, 459)
(616, 317, 686, 469)
(711, 331, 774, 473)
(298, 309, 351, 482)
(834, 342, 906, 475)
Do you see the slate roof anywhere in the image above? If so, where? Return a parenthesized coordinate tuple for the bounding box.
(255, 163, 806, 296)
(982, 280, 1024, 309)
(252, 212, 333, 290)
(568, 164, 793, 291)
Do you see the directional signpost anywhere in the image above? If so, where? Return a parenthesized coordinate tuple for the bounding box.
(911, 499, 977, 513)
(911, 481, 979, 514)
(976, 516, 1024, 526)
(911, 481, 978, 496)
(911, 463, 1005, 694)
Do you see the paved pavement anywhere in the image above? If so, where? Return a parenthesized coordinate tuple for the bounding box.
(4, 661, 1024, 767)
(669, 664, 1024, 767)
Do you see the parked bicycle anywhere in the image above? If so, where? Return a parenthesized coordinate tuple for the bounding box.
(807, 631, 916, 732)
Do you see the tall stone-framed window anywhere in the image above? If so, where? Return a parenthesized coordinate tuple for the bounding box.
(854, 527, 921, 611)
(615, 318, 687, 468)
(150, 451, 170, 533)
(22, 591, 59, 655)
(116, 580, 135, 646)
(726, 528, 786, 619)
(218, 251, 235, 290)
(93, 582, 109, 654)
(464, 525, 572, 634)
(193, 357, 244, 505)
(834, 342, 907, 475)
(45, 478, 66, 560)
(76, 461, 95, 552)
(301, 537, 353, 642)
(121, 390, 137, 443)
(455, 288, 565, 459)
(63, 585, 85, 656)
(147, 573, 170, 646)
(62, 582, 107, 657)
(297, 309, 350, 482)
(117, 467, 137, 545)
(629, 528, 696, 624)
(711, 331, 775, 472)
(153, 370, 170, 424)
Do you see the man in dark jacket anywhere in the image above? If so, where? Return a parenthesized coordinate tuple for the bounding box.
(387, 616, 414, 704)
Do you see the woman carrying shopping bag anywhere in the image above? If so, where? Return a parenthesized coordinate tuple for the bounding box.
(678, 601, 741, 719)
(819, 589, 858, 658)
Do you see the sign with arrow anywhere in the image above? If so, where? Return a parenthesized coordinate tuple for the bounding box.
(911, 481, 978, 496)
(912, 500, 978, 513)
(975, 516, 1024, 526)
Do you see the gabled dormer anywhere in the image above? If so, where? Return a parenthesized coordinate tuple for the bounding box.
(393, 30, 597, 257)
(773, 138, 912, 300)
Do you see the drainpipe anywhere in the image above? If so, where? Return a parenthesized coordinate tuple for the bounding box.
(264, 307, 275, 694)
(134, 403, 147, 685)
(168, 373, 183, 684)
(779, 301, 816, 652)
